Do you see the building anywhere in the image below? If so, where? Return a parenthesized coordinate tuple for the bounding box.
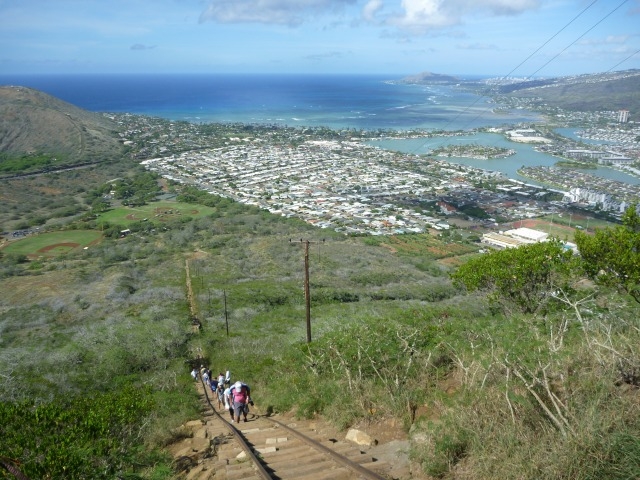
(481, 227, 548, 249)
(565, 149, 633, 165)
(618, 110, 629, 123)
(598, 154, 634, 166)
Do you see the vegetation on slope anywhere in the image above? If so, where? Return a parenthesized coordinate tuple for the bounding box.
(1, 103, 639, 478)
(498, 69, 640, 115)
(0, 86, 124, 173)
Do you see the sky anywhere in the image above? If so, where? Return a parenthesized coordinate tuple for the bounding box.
(1, 0, 639, 77)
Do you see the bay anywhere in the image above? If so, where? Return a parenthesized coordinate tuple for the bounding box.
(0, 73, 541, 131)
(370, 133, 640, 186)
(2, 73, 636, 185)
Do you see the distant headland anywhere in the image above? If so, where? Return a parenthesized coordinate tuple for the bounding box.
(395, 71, 460, 85)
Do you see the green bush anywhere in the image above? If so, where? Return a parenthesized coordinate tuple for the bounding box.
(0, 386, 167, 479)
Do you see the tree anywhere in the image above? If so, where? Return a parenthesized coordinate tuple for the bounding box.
(451, 239, 575, 314)
(575, 204, 640, 304)
(91, 198, 111, 213)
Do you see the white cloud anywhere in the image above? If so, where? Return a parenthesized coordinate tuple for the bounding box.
(456, 42, 498, 50)
(304, 51, 345, 61)
(362, 0, 384, 22)
(578, 35, 632, 46)
(199, 0, 357, 27)
(386, 0, 541, 33)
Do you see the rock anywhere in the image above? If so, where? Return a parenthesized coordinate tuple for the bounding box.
(193, 427, 207, 439)
(345, 428, 374, 446)
(190, 437, 210, 453)
(185, 420, 204, 429)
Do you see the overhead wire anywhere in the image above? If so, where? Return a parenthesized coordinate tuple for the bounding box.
(404, 0, 601, 154)
(525, 0, 630, 80)
(406, 0, 634, 157)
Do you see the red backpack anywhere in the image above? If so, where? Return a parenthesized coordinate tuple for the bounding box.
(232, 386, 247, 403)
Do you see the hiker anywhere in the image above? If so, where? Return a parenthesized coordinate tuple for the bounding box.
(208, 375, 218, 394)
(202, 369, 210, 384)
(223, 384, 234, 422)
(230, 381, 252, 423)
(190, 368, 198, 381)
(216, 382, 225, 410)
(225, 370, 231, 387)
(217, 372, 225, 386)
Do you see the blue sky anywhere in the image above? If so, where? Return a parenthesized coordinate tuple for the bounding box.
(1, 0, 639, 76)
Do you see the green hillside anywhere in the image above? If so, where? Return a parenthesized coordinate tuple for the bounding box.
(1, 183, 639, 478)
(0, 86, 124, 174)
(1, 90, 639, 479)
(499, 69, 640, 115)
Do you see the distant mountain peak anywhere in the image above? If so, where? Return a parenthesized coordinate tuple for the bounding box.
(399, 71, 460, 85)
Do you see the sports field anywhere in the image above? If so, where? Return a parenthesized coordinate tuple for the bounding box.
(96, 201, 216, 226)
(2, 230, 103, 258)
(514, 214, 611, 242)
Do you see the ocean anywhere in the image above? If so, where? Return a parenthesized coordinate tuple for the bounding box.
(2, 73, 637, 185)
(0, 73, 541, 131)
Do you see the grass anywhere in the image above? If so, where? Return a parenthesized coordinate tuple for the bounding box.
(95, 201, 218, 226)
(2, 190, 639, 480)
(515, 215, 615, 242)
(2, 229, 103, 256)
(382, 233, 479, 258)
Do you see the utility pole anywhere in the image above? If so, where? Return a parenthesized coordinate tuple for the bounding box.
(223, 289, 229, 337)
(291, 239, 324, 343)
(303, 240, 311, 343)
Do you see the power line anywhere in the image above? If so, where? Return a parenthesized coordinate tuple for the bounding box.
(409, 0, 633, 157)
(411, 0, 602, 152)
(502, 0, 601, 80)
(604, 47, 640, 74)
(525, 0, 630, 79)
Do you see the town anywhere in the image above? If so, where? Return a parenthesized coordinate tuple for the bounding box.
(112, 103, 639, 237)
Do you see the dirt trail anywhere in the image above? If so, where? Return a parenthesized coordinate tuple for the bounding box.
(185, 258, 198, 320)
(178, 253, 427, 479)
(168, 381, 427, 479)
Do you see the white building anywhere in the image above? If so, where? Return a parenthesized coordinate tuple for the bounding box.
(618, 110, 629, 123)
(481, 227, 548, 249)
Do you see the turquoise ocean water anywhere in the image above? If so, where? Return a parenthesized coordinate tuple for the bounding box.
(1, 73, 637, 184)
(0, 74, 538, 130)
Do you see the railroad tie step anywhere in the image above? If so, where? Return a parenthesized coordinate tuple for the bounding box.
(263, 449, 326, 467)
(292, 466, 354, 480)
(272, 461, 346, 479)
(265, 436, 288, 445)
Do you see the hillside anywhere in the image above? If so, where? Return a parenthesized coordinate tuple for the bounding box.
(496, 69, 640, 115)
(0, 85, 124, 173)
(397, 68, 640, 115)
(1, 93, 639, 479)
(397, 71, 460, 85)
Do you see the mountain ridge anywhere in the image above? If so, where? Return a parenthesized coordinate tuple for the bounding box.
(399, 68, 640, 115)
(0, 85, 123, 169)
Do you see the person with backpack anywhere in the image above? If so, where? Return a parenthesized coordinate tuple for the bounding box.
(229, 381, 252, 423)
(208, 375, 218, 395)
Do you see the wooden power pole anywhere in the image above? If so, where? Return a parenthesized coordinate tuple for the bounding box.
(303, 240, 311, 343)
(291, 239, 324, 343)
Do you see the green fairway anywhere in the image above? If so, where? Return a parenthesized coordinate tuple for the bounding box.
(96, 201, 217, 226)
(2, 230, 103, 257)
